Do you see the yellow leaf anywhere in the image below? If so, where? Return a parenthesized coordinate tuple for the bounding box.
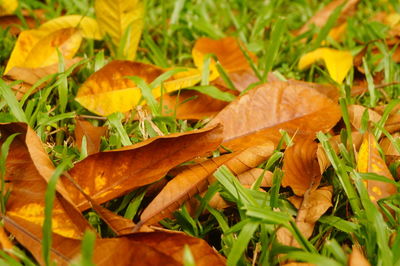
(328, 22, 347, 42)
(0, 0, 18, 15)
(5, 28, 82, 74)
(39, 15, 103, 40)
(76, 61, 212, 116)
(95, 0, 144, 60)
(298, 48, 353, 84)
(357, 132, 397, 203)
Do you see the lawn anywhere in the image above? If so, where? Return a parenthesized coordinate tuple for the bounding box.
(0, 0, 399, 265)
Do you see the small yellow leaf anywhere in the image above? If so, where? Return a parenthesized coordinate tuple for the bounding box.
(328, 22, 347, 42)
(39, 15, 103, 40)
(298, 48, 353, 84)
(357, 132, 397, 203)
(5, 28, 82, 74)
(0, 0, 18, 15)
(95, 0, 144, 60)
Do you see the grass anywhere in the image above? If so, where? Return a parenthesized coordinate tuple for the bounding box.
(0, 0, 400, 265)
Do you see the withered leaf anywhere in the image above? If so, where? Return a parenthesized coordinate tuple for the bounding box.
(208, 80, 341, 151)
(74, 118, 107, 155)
(348, 245, 370, 266)
(348, 105, 382, 131)
(62, 124, 223, 210)
(282, 138, 321, 196)
(140, 142, 274, 226)
(356, 132, 397, 203)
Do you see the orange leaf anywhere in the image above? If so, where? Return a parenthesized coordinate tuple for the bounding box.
(356, 132, 397, 202)
(61, 124, 223, 210)
(348, 105, 382, 131)
(277, 186, 333, 247)
(348, 245, 370, 266)
(282, 138, 321, 196)
(208, 80, 341, 151)
(139, 142, 274, 226)
(0, 123, 91, 239)
(74, 118, 107, 155)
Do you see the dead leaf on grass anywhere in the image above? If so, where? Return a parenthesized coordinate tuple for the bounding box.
(74, 118, 107, 155)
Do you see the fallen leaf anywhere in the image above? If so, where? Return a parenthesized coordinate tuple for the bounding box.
(95, 0, 144, 60)
(213, 68, 260, 92)
(348, 105, 382, 131)
(357, 132, 397, 203)
(380, 133, 400, 157)
(0, 123, 91, 238)
(348, 245, 370, 266)
(61, 124, 223, 210)
(298, 48, 353, 84)
(74, 118, 107, 155)
(160, 88, 234, 120)
(5, 28, 82, 74)
(38, 15, 102, 39)
(192, 37, 257, 73)
(139, 142, 274, 226)
(282, 138, 321, 196)
(277, 186, 333, 247)
(5, 58, 82, 99)
(208, 80, 341, 151)
(0, 15, 36, 35)
(0, 0, 18, 16)
(75, 60, 208, 116)
(0, 225, 13, 251)
(4, 216, 225, 266)
(296, 0, 359, 36)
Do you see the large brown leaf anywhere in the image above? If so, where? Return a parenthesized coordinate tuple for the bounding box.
(4, 216, 225, 266)
(282, 138, 321, 196)
(139, 142, 274, 226)
(208, 80, 341, 151)
(62, 124, 223, 210)
(0, 123, 91, 239)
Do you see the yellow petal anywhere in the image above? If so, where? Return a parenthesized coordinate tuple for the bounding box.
(39, 15, 103, 40)
(298, 48, 353, 84)
(5, 28, 82, 74)
(95, 0, 144, 60)
(0, 0, 18, 15)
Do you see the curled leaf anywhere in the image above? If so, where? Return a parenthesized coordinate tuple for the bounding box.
(74, 118, 107, 155)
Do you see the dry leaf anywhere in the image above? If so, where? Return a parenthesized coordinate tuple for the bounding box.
(95, 0, 144, 60)
(298, 48, 353, 84)
(61, 124, 223, 210)
(0, 0, 17, 16)
(348, 105, 382, 131)
(193, 36, 257, 73)
(0, 123, 91, 238)
(74, 118, 107, 155)
(139, 142, 274, 226)
(5, 28, 82, 74)
(0, 225, 13, 251)
(208, 80, 341, 151)
(38, 15, 102, 39)
(277, 186, 333, 247)
(282, 138, 321, 196)
(357, 132, 397, 203)
(296, 0, 359, 36)
(4, 217, 225, 266)
(380, 133, 400, 157)
(75, 60, 207, 116)
(0, 15, 36, 35)
(348, 245, 370, 266)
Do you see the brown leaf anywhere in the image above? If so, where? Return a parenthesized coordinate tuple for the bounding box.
(213, 68, 260, 92)
(0, 123, 91, 239)
(4, 217, 225, 266)
(139, 142, 274, 226)
(348, 245, 370, 266)
(0, 225, 13, 251)
(380, 133, 400, 157)
(209, 80, 341, 151)
(282, 138, 321, 196)
(192, 36, 257, 73)
(74, 118, 107, 155)
(0, 15, 36, 35)
(277, 186, 333, 247)
(348, 105, 382, 131)
(295, 0, 360, 36)
(61, 124, 223, 210)
(356, 132, 397, 203)
(160, 89, 232, 120)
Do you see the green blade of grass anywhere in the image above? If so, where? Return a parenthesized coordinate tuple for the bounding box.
(0, 80, 28, 123)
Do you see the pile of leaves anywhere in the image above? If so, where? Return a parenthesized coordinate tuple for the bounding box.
(0, 0, 399, 265)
